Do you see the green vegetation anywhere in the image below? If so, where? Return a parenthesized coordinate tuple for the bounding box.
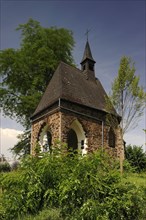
(0, 162, 11, 173)
(125, 145, 146, 172)
(0, 18, 75, 128)
(110, 56, 146, 134)
(18, 208, 62, 220)
(0, 18, 75, 156)
(0, 144, 146, 220)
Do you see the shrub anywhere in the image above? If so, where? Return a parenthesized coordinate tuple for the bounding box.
(0, 162, 11, 173)
(11, 160, 20, 171)
(123, 159, 136, 173)
(125, 145, 146, 172)
(58, 151, 146, 219)
(0, 158, 44, 219)
(0, 144, 146, 220)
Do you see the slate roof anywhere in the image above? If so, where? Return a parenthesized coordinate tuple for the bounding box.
(32, 61, 118, 118)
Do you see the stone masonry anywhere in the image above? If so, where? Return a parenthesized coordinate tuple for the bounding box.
(31, 107, 124, 159)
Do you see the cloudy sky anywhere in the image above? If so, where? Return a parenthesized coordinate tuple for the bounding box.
(1, 0, 146, 159)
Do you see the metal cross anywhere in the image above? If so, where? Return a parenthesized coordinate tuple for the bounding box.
(85, 29, 91, 41)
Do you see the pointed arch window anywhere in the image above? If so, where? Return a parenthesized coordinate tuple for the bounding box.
(67, 129, 78, 153)
(108, 127, 116, 148)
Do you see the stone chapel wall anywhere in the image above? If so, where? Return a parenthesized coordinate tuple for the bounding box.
(60, 111, 124, 158)
(31, 110, 124, 159)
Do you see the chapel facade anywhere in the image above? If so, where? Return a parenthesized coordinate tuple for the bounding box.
(30, 40, 124, 159)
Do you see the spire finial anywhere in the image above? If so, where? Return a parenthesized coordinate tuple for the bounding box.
(80, 36, 96, 74)
(85, 29, 91, 41)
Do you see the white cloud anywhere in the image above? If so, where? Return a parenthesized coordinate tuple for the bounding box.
(124, 130, 146, 152)
(0, 128, 23, 159)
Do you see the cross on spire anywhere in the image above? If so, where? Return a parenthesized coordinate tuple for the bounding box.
(85, 29, 91, 41)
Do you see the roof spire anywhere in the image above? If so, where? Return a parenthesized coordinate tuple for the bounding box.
(81, 40, 95, 62)
(80, 37, 96, 74)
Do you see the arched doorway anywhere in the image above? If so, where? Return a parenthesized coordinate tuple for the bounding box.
(38, 124, 52, 153)
(67, 119, 88, 155)
(67, 129, 78, 152)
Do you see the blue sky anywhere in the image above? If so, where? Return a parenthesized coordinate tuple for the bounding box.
(0, 0, 146, 159)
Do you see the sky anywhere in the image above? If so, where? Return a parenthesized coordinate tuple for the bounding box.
(0, 0, 146, 160)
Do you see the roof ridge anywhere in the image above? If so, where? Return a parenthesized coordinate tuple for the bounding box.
(58, 62, 63, 99)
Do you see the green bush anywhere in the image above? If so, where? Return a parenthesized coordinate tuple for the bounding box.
(125, 145, 146, 172)
(0, 162, 11, 173)
(11, 160, 20, 171)
(58, 152, 146, 220)
(0, 144, 146, 220)
(123, 159, 136, 173)
(0, 159, 44, 219)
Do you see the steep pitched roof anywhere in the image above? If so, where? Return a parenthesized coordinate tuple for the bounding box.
(32, 61, 117, 118)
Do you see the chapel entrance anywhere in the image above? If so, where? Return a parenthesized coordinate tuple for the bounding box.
(67, 119, 87, 155)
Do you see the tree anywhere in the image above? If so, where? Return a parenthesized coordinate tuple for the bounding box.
(0, 155, 11, 172)
(110, 56, 146, 135)
(125, 145, 146, 172)
(11, 130, 31, 157)
(0, 18, 75, 129)
(0, 19, 75, 156)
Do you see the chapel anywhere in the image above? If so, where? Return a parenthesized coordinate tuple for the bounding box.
(30, 40, 124, 159)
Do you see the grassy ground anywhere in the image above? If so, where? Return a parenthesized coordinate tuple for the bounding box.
(19, 208, 62, 220)
(124, 172, 146, 187)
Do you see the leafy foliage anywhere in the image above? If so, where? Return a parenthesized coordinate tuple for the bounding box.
(11, 160, 20, 171)
(0, 18, 75, 157)
(110, 56, 146, 134)
(0, 18, 75, 128)
(0, 144, 146, 220)
(11, 130, 31, 157)
(125, 145, 146, 172)
(0, 162, 11, 173)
